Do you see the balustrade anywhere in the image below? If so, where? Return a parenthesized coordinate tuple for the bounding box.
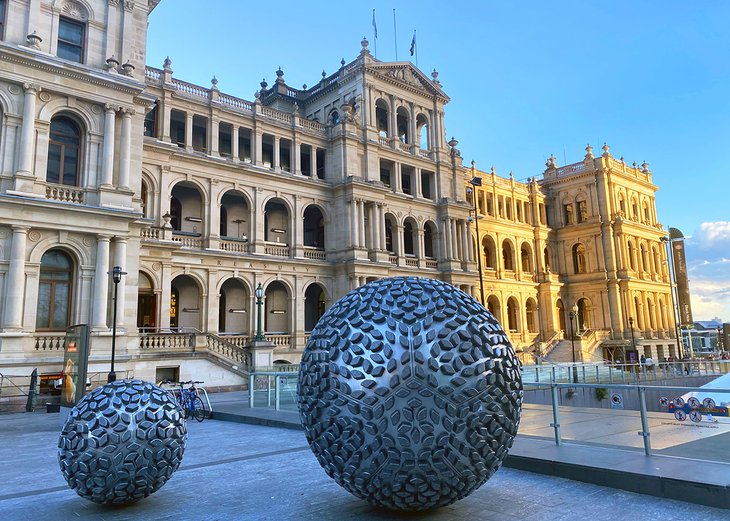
(46, 184, 84, 204)
(34, 334, 65, 351)
(139, 332, 194, 351)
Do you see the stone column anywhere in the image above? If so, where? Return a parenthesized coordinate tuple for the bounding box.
(379, 204, 386, 251)
(113, 238, 127, 328)
(100, 105, 116, 186)
(388, 95, 397, 146)
(443, 219, 452, 259)
(210, 118, 219, 156)
(414, 167, 422, 198)
(16, 84, 39, 177)
(160, 264, 172, 329)
(185, 112, 193, 151)
(358, 200, 366, 248)
(232, 126, 240, 161)
(254, 130, 263, 166)
(91, 235, 111, 329)
(118, 109, 133, 189)
(372, 204, 381, 250)
(2, 226, 29, 330)
(293, 142, 301, 175)
(394, 163, 402, 193)
(350, 199, 358, 248)
(310, 148, 317, 178)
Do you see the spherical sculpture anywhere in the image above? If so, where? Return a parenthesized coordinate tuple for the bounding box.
(298, 277, 523, 511)
(58, 379, 187, 504)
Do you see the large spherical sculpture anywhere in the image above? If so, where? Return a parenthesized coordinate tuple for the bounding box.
(298, 277, 523, 511)
(58, 379, 187, 504)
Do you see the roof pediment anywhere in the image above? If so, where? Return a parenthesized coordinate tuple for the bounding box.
(367, 63, 449, 102)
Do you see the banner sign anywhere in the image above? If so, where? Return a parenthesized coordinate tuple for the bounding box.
(61, 324, 90, 407)
(669, 228, 693, 327)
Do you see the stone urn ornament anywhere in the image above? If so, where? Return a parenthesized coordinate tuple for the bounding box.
(298, 277, 523, 511)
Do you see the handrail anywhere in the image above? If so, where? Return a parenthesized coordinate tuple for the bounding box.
(205, 333, 252, 370)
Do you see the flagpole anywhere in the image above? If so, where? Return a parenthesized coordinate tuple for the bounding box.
(372, 9, 377, 58)
(393, 9, 398, 61)
(414, 30, 418, 67)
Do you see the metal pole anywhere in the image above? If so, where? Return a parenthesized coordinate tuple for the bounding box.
(550, 384, 562, 446)
(569, 313, 578, 383)
(249, 373, 254, 408)
(275, 376, 281, 410)
(471, 182, 485, 305)
(108, 276, 119, 383)
(638, 386, 652, 456)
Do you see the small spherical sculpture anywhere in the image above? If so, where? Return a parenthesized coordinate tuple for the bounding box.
(58, 379, 187, 504)
(298, 277, 523, 511)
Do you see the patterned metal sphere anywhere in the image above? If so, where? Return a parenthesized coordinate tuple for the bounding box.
(58, 379, 187, 504)
(298, 277, 523, 511)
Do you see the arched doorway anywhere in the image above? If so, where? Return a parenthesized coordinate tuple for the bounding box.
(576, 298, 590, 332)
(219, 278, 249, 334)
(137, 272, 157, 330)
(170, 275, 201, 331)
(556, 299, 566, 334)
(487, 295, 502, 325)
(304, 284, 326, 331)
(303, 205, 325, 248)
(506, 297, 520, 332)
(265, 281, 290, 333)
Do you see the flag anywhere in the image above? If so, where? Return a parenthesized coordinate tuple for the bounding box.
(410, 30, 416, 56)
(372, 9, 377, 39)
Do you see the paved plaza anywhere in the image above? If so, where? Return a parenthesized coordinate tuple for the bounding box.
(1, 412, 728, 521)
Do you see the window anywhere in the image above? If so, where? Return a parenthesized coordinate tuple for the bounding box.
(502, 240, 514, 271)
(577, 200, 588, 223)
(58, 17, 85, 63)
(572, 243, 587, 274)
(564, 203, 574, 225)
(36, 250, 73, 331)
(0, 0, 7, 40)
(47, 116, 81, 186)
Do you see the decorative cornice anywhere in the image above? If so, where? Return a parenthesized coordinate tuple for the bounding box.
(0, 46, 145, 96)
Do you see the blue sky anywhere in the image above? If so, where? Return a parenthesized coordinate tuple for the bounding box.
(147, 1, 730, 321)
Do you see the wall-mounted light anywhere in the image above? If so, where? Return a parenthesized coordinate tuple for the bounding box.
(271, 310, 286, 314)
(185, 217, 203, 223)
(228, 309, 247, 313)
(182, 307, 200, 312)
(270, 228, 287, 234)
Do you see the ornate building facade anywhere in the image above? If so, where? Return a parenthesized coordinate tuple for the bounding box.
(0, 0, 678, 388)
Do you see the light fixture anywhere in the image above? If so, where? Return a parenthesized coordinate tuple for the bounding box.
(255, 284, 264, 300)
(228, 309, 247, 313)
(185, 216, 202, 222)
(182, 307, 200, 312)
(270, 228, 286, 234)
(271, 310, 286, 314)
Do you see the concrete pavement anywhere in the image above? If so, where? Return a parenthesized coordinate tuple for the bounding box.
(1, 411, 729, 521)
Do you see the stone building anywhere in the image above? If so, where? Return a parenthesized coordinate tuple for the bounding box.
(0, 0, 678, 388)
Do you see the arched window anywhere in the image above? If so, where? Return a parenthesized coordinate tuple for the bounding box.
(396, 107, 409, 143)
(502, 240, 514, 271)
(640, 244, 647, 271)
(170, 197, 182, 231)
(385, 218, 394, 253)
(572, 243, 587, 274)
(416, 114, 429, 149)
(631, 198, 639, 220)
(36, 250, 73, 331)
(403, 220, 415, 255)
(543, 246, 551, 270)
(507, 297, 519, 332)
(576, 197, 588, 223)
(520, 244, 533, 273)
(627, 240, 635, 270)
(618, 193, 626, 215)
(375, 99, 389, 138)
(526, 299, 537, 333)
(141, 180, 149, 218)
(47, 116, 81, 186)
(643, 202, 651, 223)
(330, 110, 340, 125)
(424, 222, 436, 258)
(482, 236, 496, 269)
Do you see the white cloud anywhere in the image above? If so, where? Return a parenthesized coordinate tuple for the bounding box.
(691, 221, 730, 251)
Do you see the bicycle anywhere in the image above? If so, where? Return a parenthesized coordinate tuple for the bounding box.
(160, 380, 208, 422)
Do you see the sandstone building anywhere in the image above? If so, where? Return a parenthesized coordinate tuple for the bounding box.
(0, 0, 679, 388)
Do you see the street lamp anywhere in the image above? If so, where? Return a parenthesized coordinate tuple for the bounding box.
(468, 176, 485, 305)
(628, 316, 636, 366)
(108, 265, 127, 383)
(254, 283, 265, 341)
(568, 304, 578, 383)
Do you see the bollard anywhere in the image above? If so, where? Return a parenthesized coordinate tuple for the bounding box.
(638, 386, 652, 456)
(26, 369, 38, 412)
(550, 384, 562, 446)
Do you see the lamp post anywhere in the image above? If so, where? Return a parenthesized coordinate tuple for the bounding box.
(254, 283, 265, 341)
(108, 266, 126, 383)
(568, 304, 578, 383)
(468, 176, 485, 305)
(660, 235, 685, 359)
(628, 316, 636, 367)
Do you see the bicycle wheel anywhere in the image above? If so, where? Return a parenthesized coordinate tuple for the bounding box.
(192, 395, 206, 422)
(178, 393, 190, 419)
